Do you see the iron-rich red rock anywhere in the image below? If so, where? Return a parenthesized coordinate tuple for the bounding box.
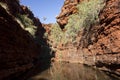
(56, 0, 80, 29)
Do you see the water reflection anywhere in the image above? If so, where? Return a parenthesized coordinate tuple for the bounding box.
(28, 62, 118, 80)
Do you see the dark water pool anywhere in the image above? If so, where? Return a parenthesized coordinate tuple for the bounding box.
(28, 62, 119, 80)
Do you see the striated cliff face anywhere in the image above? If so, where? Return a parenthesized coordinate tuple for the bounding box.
(80, 0, 120, 75)
(0, 0, 45, 79)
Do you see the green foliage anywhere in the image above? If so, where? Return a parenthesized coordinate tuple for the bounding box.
(48, 0, 105, 45)
(65, 14, 81, 43)
(64, 0, 105, 43)
(49, 23, 64, 45)
(77, 0, 105, 28)
(17, 14, 37, 37)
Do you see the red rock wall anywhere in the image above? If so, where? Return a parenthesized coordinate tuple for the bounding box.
(80, 0, 120, 74)
(56, 0, 81, 29)
(0, 0, 42, 79)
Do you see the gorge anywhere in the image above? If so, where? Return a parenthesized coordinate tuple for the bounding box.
(0, 0, 120, 80)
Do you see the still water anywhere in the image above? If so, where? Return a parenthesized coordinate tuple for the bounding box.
(28, 62, 119, 80)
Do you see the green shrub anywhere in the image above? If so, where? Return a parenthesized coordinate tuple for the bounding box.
(77, 0, 105, 28)
(64, 14, 81, 43)
(17, 14, 37, 37)
(49, 23, 64, 45)
(64, 0, 105, 44)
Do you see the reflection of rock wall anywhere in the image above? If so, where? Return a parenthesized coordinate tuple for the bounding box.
(50, 63, 113, 80)
(30, 63, 112, 80)
(56, 0, 81, 29)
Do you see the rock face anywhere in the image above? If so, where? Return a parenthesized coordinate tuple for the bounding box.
(56, 0, 80, 29)
(80, 0, 120, 75)
(0, 0, 44, 79)
(51, 0, 120, 76)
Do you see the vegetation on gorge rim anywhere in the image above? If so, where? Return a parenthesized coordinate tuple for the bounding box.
(17, 14, 37, 37)
(0, 1, 37, 38)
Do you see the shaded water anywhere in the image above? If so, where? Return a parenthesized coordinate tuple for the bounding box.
(28, 62, 119, 80)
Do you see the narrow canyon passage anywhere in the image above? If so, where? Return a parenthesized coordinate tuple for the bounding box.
(0, 0, 120, 80)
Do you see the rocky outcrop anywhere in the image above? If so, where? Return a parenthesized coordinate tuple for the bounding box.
(0, 0, 45, 79)
(56, 0, 80, 29)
